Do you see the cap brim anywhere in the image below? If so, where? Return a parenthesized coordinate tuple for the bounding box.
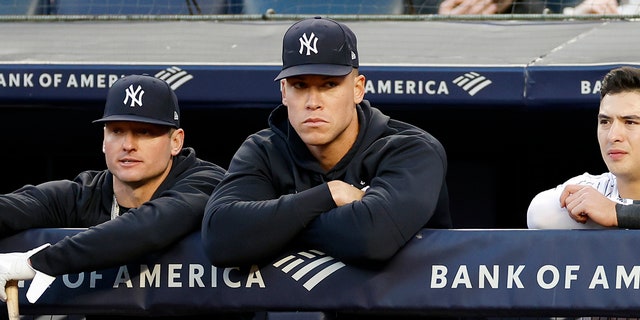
(274, 64, 353, 81)
(92, 115, 178, 128)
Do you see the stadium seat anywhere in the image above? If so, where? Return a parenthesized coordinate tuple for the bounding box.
(0, 0, 38, 14)
(33, 0, 229, 15)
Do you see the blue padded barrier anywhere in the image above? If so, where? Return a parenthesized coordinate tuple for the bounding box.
(1, 228, 640, 317)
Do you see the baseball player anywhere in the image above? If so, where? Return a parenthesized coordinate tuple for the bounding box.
(0, 74, 226, 303)
(528, 66, 640, 230)
(202, 17, 452, 267)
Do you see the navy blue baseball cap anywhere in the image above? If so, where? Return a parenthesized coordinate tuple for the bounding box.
(274, 17, 359, 81)
(93, 74, 180, 128)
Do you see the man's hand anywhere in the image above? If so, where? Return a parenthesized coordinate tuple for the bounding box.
(327, 180, 366, 207)
(560, 184, 618, 227)
(438, 0, 513, 15)
(0, 244, 50, 302)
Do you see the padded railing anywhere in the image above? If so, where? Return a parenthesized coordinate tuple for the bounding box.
(1, 228, 639, 317)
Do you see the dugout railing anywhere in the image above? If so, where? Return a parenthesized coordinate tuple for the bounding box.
(1, 227, 639, 318)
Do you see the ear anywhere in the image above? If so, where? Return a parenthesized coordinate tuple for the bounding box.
(170, 128, 185, 156)
(354, 74, 365, 104)
(102, 126, 107, 153)
(280, 79, 287, 106)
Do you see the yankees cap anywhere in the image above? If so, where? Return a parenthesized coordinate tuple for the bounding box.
(93, 74, 180, 128)
(274, 16, 359, 81)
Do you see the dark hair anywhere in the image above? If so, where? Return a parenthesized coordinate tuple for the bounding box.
(600, 66, 640, 99)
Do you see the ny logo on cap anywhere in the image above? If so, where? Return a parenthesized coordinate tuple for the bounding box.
(123, 84, 145, 107)
(298, 32, 319, 56)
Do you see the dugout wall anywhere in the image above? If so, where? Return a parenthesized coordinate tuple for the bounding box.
(1, 18, 636, 229)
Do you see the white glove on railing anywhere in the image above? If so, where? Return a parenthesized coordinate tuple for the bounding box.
(0, 243, 52, 303)
(26, 268, 56, 303)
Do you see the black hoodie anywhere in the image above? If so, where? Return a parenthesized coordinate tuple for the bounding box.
(0, 147, 226, 276)
(203, 101, 451, 267)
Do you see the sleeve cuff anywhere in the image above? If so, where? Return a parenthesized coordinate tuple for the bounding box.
(615, 203, 640, 229)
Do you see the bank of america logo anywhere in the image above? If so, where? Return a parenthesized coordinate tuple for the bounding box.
(453, 72, 492, 96)
(155, 66, 193, 90)
(273, 250, 345, 291)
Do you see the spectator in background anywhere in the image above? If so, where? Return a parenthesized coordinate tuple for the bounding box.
(407, 0, 547, 14)
(201, 17, 451, 267)
(0, 74, 226, 303)
(437, 0, 547, 14)
(407, 0, 626, 14)
(527, 66, 640, 229)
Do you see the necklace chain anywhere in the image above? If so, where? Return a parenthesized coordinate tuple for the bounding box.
(110, 194, 119, 220)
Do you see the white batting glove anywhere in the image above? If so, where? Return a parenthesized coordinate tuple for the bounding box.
(0, 243, 50, 302)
